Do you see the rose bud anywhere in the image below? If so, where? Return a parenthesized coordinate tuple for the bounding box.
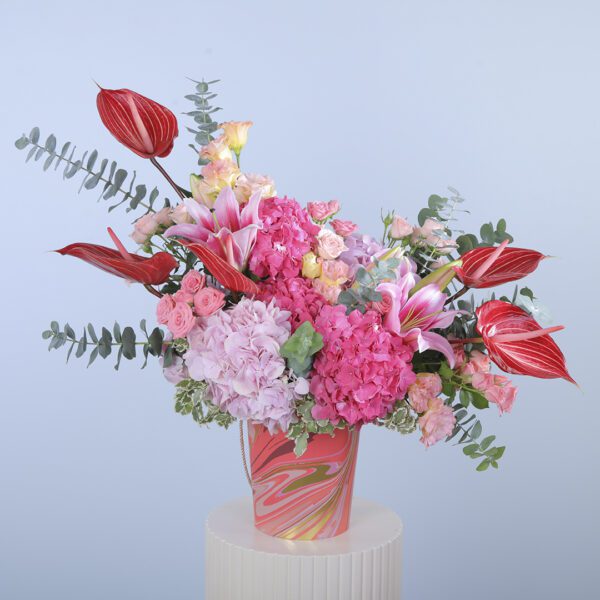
(96, 87, 178, 159)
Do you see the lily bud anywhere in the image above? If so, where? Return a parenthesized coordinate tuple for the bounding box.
(97, 87, 178, 159)
(409, 260, 461, 297)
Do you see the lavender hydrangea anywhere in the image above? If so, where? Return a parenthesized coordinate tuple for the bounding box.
(184, 299, 298, 433)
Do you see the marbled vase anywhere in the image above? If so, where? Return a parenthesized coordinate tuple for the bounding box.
(248, 423, 360, 540)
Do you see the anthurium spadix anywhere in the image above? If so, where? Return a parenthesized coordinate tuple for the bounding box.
(475, 300, 575, 383)
(96, 87, 178, 159)
(56, 228, 177, 285)
(454, 240, 546, 288)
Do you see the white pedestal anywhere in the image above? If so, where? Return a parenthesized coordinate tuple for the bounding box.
(205, 498, 403, 600)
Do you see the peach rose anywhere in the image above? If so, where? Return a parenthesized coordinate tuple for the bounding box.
(302, 252, 322, 279)
(234, 173, 276, 204)
(408, 373, 443, 413)
(131, 206, 172, 244)
(316, 229, 347, 260)
(199, 135, 233, 162)
(390, 216, 413, 239)
(331, 219, 358, 237)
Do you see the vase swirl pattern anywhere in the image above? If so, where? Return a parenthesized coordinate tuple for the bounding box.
(248, 423, 360, 540)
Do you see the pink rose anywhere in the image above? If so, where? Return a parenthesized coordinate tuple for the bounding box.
(131, 207, 172, 244)
(472, 373, 517, 414)
(172, 289, 194, 304)
(194, 287, 225, 317)
(462, 350, 491, 376)
(418, 397, 456, 447)
(156, 294, 176, 325)
(181, 270, 206, 295)
(411, 218, 458, 255)
(167, 302, 195, 338)
(331, 219, 358, 237)
(307, 200, 340, 221)
(408, 373, 443, 413)
(170, 203, 194, 225)
(316, 229, 347, 260)
(390, 216, 413, 239)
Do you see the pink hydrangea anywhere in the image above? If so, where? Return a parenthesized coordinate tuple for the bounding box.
(407, 373, 442, 413)
(418, 397, 456, 447)
(258, 276, 328, 332)
(249, 197, 320, 279)
(310, 306, 416, 426)
(472, 373, 517, 414)
(184, 299, 297, 433)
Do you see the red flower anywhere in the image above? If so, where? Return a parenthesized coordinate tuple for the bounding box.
(96, 87, 178, 158)
(475, 300, 575, 383)
(56, 228, 177, 285)
(182, 242, 259, 295)
(455, 240, 546, 288)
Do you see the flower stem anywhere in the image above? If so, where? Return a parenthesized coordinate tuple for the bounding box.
(446, 286, 469, 305)
(144, 284, 163, 298)
(150, 158, 186, 200)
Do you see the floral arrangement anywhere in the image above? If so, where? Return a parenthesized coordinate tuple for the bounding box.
(18, 79, 575, 472)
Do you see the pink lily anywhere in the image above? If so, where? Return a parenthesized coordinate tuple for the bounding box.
(377, 274, 461, 367)
(165, 186, 262, 271)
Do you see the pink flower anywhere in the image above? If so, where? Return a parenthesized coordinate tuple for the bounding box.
(408, 373, 443, 413)
(172, 289, 194, 304)
(312, 278, 342, 303)
(193, 287, 225, 317)
(184, 299, 296, 433)
(471, 373, 517, 414)
(170, 203, 194, 225)
(131, 207, 172, 244)
(316, 229, 347, 260)
(377, 275, 461, 367)
(166, 186, 262, 271)
(162, 354, 189, 384)
(249, 196, 320, 279)
(220, 121, 253, 155)
(167, 302, 195, 338)
(461, 350, 491, 376)
(390, 216, 413, 239)
(199, 136, 233, 163)
(181, 270, 206, 296)
(156, 294, 176, 325)
(189, 160, 240, 208)
(320, 259, 350, 285)
(419, 397, 456, 447)
(258, 276, 328, 332)
(331, 219, 358, 237)
(411, 218, 458, 255)
(310, 306, 416, 425)
(369, 290, 394, 315)
(307, 200, 340, 221)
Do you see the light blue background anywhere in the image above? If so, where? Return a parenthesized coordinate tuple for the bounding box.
(1, 1, 598, 598)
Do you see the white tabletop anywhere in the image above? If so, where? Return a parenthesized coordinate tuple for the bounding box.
(206, 497, 403, 556)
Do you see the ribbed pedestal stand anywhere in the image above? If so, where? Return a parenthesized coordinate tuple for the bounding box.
(205, 498, 403, 600)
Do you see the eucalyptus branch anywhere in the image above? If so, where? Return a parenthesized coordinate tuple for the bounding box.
(42, 320, 175, 370)
(15, 128, 171, 214)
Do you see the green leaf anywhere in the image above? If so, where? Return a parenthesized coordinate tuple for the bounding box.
(479, 435, 496, 451)
(470, 421, 482, 439)
(476, 459, 490, 472)
(293, 433, 309, 457)
(14, 135, 29, 150)
(148, 328, 164, 356)
(121, 327, 136, 360)
(459, 389, 471, 407)
(463, 444, 479, 456)
(280, 322, 323, 376)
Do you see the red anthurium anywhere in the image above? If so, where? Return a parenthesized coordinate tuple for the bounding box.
(182, 242, 259, 295)
(475, 300, 575, 383)
(56, 228, 177, 285)
(455, 240, 546, 288)
(96, 87, 178, 158)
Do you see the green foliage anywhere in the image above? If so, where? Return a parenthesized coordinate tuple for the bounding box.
(375, 400, 418, 434)
(447, 406, 506, 471)
(286, 396, 346, 457)
(456, 219, 514, 255)
(337, 256, 399, 314)
(174, 379, 235, 429)
(184, 79, 221, 162)
(14, 128, 169, 214)
(42, 320, 171, 370)
(280, 322, 323, 376)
